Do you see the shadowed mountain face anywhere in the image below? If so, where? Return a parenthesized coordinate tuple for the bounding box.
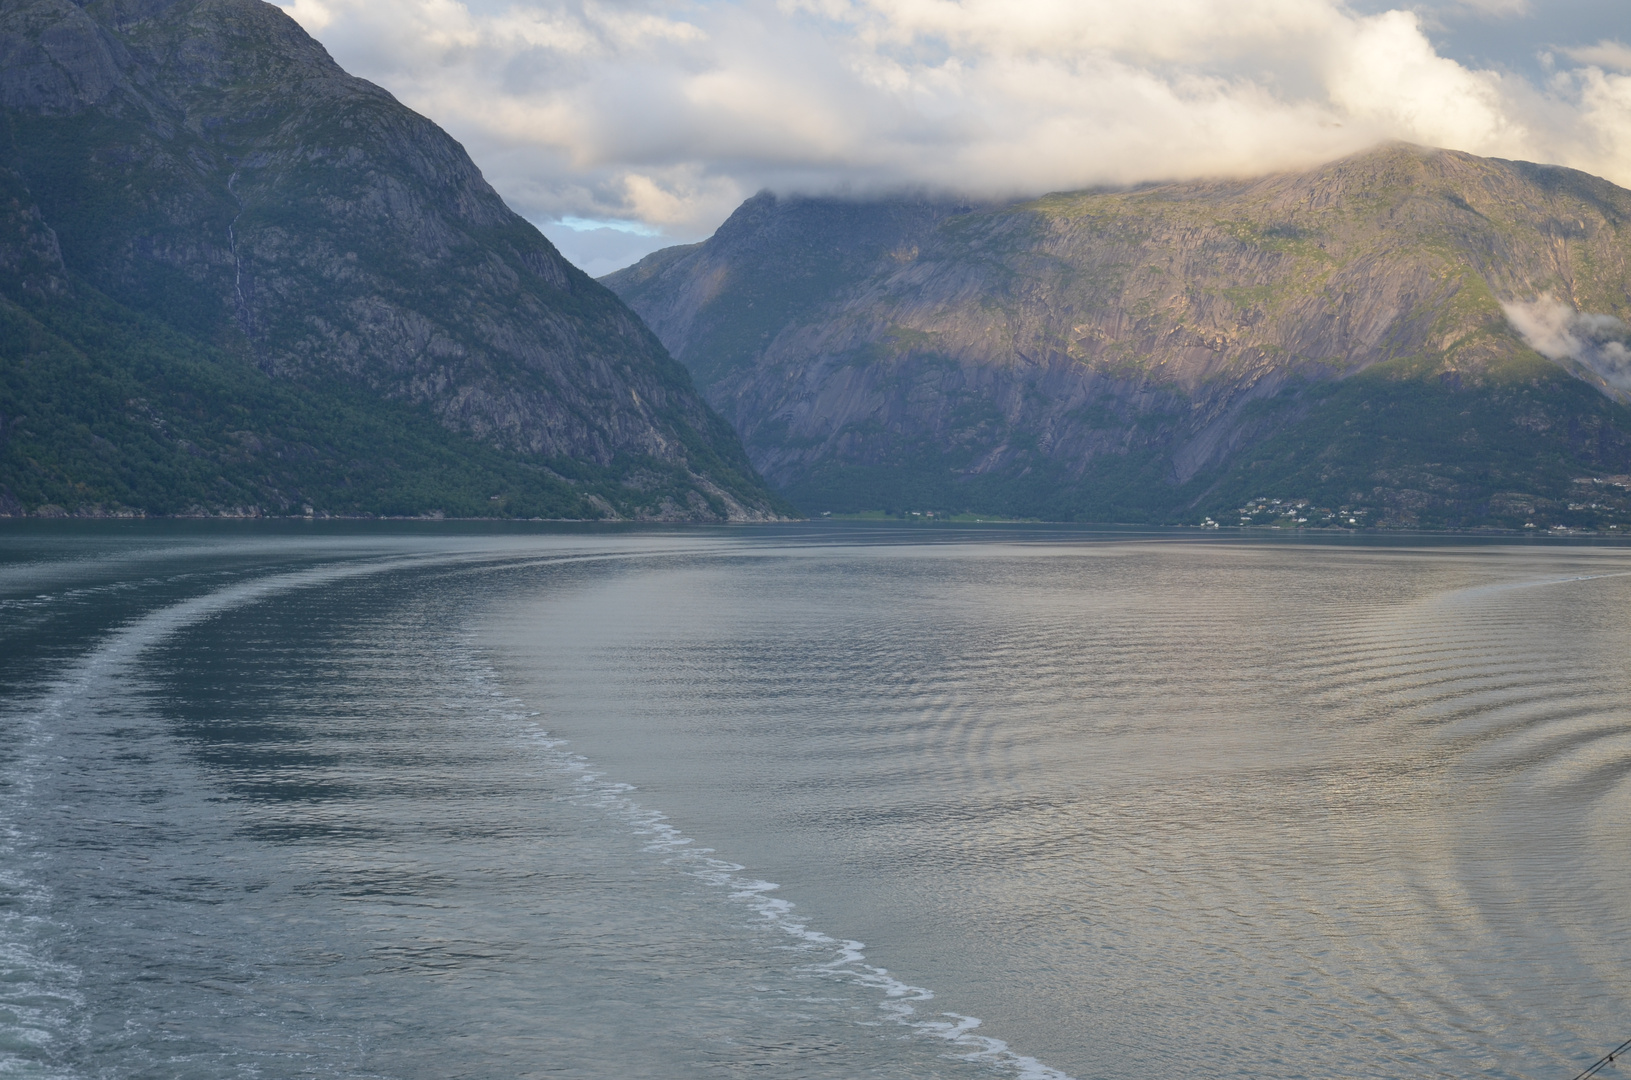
(607, 146, 1631, 528)
(0, 0, 788, 520)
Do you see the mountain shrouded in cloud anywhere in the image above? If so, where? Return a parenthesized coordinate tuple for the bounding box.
(273, 0, 1631, 271)
(605, 144, 1631, 529)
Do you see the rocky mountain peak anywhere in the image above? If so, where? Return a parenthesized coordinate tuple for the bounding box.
(606, 144, 1631, 528)
(0, 0, 788, 519)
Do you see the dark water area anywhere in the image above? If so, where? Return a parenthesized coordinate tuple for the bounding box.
(2, 522, 1629, 1079)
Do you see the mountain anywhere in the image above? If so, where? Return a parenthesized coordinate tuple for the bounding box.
(605, 145, 1631, 530)
(0, 0, 790, 520)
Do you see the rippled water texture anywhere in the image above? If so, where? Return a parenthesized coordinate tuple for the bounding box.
(1, 524, 1629, 1080)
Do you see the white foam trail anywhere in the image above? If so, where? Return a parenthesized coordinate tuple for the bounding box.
(502, 708, 1077, 1080)
(0, 547, 614, 1076)
(1, 538, 1074, 1079)
(0, 556, 461, 1077)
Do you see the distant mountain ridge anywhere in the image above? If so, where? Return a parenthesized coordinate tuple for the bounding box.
(607, 145, 1631, 529)
(0, 0, 790, 519)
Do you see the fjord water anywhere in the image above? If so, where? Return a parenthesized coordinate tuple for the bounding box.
(2, 526, 1629, 1079)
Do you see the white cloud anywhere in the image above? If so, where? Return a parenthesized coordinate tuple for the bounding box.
(274, 0, 1631, 271)
(1503, 296, 1631, 398)
(1447, 0, 1527, 15)
(279, 0, 334, 29)
(1324, 11, 1524, 153)
(1564, 40, 1631, 74)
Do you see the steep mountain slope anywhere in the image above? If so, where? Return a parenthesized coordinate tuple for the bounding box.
(0, 0, 788, 519)
(607, 146, 1631, 528)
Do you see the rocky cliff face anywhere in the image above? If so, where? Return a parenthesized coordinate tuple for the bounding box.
(0, 0, 787, 519)
(607, 145, 1631, 527)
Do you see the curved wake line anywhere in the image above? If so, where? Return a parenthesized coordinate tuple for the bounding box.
(12, 539, 742, 734)
(0, 542, 725, 1077)
(1, 538, 1076, 1079)
(510, 715, 1077, 1080)
(0, 553, 465, 1078)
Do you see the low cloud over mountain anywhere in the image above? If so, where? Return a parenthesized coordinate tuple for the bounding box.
(277, 0, 1631, 268)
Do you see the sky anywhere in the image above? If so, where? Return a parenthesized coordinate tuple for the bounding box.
(270, 0, 1631, 276)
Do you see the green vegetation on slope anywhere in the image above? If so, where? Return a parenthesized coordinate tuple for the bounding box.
(0, 0, 792, 520)
(778, 354, 1631, 530)
(780, 441, 1173, 522)
(608, 146, 1631, 527)
(1190, 354, 1631, 531)
(0, 276, 783, 518)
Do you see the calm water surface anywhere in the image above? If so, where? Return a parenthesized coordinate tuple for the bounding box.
(1, 523, 1628, 1079)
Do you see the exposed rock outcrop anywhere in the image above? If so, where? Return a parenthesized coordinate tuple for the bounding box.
(608, 146, 1631, 526)
(0, 0, 787, 519)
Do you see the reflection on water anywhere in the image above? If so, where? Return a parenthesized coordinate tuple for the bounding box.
(1, 525, 1629, 1079)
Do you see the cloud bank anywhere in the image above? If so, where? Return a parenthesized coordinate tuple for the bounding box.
(1503, 296, 1631, 397)
(274, 0, 1631, 272)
